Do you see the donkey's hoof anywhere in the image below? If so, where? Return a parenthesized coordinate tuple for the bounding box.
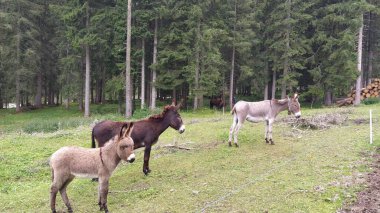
(265, 138, 269, 143)
(234, 143, 239, 148)
(143, 168, 151, 176)
(270, 139, 275, 145)
(92, 178, 99, 182)
(228, 141, 232, 147)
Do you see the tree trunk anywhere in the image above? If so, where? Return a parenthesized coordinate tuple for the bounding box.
(96, 78, 102, 104)
(44, 80, 48, 105)
(56, 92, 60, 105)
(78, 56, 84, 111)
(35, 65, 43, 108)
(271, 70, 277, 99)
(141, 38, 145, 109)
(193, 18, 201, 110)
(0, 93, 3, 109)
(118, 90, 123, 114)
(15, 20, 21, 113)
(367, 13, 373, 84)
(281, 0, 291, 99)
(84, 2, 91, 117)
(229, 0, 237, 109)
(65, 96, 70, 109)
(0, 85, 2, 108)
(101, 65, 106, 103)
(368, 50, 373, 82)
(125, 0, 133, 118)
(264, 60, 269, 100)
(229, 44, 235, 109)
(150, 18, 158, 110)
(324, 89, 332, 106)
(354, 14, 364, 106)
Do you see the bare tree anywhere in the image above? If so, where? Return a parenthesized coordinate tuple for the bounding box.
(193, 18, 201, 110)
(150, 18, 158, 110)
(84, 2, 91, 117)
(271, 70, 276, 99)
(141, 38, 145, 109)
(35, 68, 42, 108)
(264, 60, 269, 100)
(229, 0, 237, 109)
(125, 0, 133, 118)
(15, 25, 21, 113)
(354, 14, 364, 106)
(281, 0, 291, 99)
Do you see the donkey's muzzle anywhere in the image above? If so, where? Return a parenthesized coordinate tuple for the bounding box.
(178, 125, 185, 134)
(127, 153, 135, 163)
(295, 111, 301, 119)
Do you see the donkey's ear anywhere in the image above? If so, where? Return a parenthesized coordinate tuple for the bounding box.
(123, 122, 134, 138)
(119, 122, 134, 139)
(171, 98, 177, 106)
(294, 93, 299, 99)
(119, 123, 128, 139)
(175, 101, 182, 110)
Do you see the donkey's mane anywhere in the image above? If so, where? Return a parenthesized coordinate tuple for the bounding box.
(272, 98, 288, 105)
(147, 105, 176, 120)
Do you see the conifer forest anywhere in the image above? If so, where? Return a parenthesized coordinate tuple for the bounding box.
(1, 0, 380, 116)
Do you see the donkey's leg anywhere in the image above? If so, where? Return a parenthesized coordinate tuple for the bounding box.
(143, 144, 152, 175)
(50, 171, 65, 213)
(99, 177, 110, 213)
(59, 176, 74, 213)
(268, 119, 275, 145)
(233, 118, 245, 147)
(228, 114, 238, 147)
(50, 184, 59, 213)
(265, 120, 269, 143)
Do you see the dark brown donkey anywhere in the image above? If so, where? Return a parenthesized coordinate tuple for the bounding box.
(92, 104, 185, 175)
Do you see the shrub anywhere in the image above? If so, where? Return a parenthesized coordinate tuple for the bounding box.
(22, 118, 93, 133)
(362, 97, 380, 105)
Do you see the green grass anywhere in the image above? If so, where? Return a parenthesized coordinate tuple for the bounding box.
(0, 104, 379, 212)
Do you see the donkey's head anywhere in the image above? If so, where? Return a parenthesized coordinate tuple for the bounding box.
(287, 93, 301, 118)
(117, 122, 135, 163)
(164, 102, 185, 134)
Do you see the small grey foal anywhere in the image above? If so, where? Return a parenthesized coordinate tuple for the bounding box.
(50, 122, 135, 213)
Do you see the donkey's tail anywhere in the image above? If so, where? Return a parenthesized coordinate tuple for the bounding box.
(91, 129, 96, 148)
(51, 168, 54, 182)
(230, 106, 236, 115)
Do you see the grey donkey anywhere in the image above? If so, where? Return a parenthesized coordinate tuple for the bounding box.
(229, 94, 301, 147)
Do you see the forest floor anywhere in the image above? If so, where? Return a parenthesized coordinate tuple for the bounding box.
(0, 103, 379, 212)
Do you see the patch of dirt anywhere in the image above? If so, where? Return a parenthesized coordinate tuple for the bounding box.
(282, 113, 348, 130)
(339, 149, 380, 213)
(199, 140, 224, 149)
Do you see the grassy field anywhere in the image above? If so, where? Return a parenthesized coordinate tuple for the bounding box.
(0, 103, 379, 212)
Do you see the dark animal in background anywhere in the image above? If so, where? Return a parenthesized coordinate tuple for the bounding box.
(92, 104, 185, 175)
(50, 122, 135, 213)
(210, 96, 225, 109)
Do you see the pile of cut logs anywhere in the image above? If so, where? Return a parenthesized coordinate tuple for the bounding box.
(336, 78, 380, 106)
